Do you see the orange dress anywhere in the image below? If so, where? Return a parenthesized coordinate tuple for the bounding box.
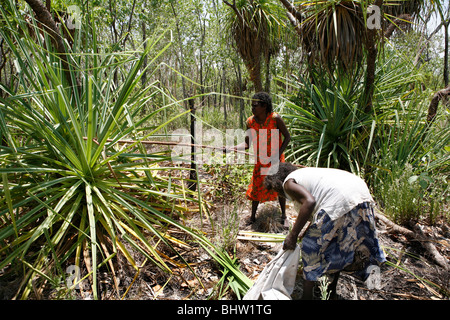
(246, 112, 285, 202)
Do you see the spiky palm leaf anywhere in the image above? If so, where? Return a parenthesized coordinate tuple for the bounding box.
(291, 0, 426, 73)
(0, 1, 253, 300)
(280, 66, 371, 172)
(300, 1, 366, 72)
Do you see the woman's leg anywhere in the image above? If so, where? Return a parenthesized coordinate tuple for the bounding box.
(250, 200, 259, 222)
(278, 196, 286, 223)
(302, 280, 315, 300)
(327, 272, 340, 300)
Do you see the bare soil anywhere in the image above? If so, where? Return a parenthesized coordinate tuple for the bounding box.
(227, 201, 450, 301)
(1, 166, 448, 301)
(46, 200, 447, 301)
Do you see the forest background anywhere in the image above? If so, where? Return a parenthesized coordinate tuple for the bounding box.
(0, 0, 449, 300)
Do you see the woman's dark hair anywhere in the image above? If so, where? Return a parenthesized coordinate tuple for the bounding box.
(264, 162, 299, 196)
(252, 92, 273, 113)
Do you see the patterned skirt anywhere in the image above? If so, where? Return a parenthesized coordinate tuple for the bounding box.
(301, 202, 386, 281)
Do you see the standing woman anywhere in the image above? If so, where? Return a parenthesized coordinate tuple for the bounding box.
(227, 92, 291, 223)
(264, 163, 386, 299)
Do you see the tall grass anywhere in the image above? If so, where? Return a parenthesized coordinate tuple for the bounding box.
(371, 93, 449, 224)
(0, 2, 251, 299)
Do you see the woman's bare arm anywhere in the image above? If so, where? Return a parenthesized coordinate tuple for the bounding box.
(283, 179, 316, 250)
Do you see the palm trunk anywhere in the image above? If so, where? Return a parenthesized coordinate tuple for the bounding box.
(427, 85, 450, 123)
(264, 54, 271, 93)
(247, 57, 263, 92)
(363, 0, 383, 114)
(444, 21, 449, 86)
(24, 0, 76, 90)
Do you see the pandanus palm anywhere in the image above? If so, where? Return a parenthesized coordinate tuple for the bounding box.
(0, 1, 251, 299)
(277, 0, 429, 173)
(224, 0, 284, 92)
(279, 0, 426, 111)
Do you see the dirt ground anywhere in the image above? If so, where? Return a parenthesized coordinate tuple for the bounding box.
(234, 202, 449, 300)
(1, 166, 448, 301)
(42, 200, 447, 301)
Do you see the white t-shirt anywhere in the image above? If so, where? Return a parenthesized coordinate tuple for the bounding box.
(283, 167, 374, 221)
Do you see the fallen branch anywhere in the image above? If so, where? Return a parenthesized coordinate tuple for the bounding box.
(412, 224, 449, 271)
(374, 208, 449, 270)
(375, 208, 415, 238)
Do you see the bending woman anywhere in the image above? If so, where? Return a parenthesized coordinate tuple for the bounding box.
(264, 163, 386, 299)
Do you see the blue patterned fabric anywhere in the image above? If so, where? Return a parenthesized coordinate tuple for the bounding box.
(301, 202, 386, 281)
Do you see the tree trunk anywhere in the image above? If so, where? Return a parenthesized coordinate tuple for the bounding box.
(444, 21, 449, 87)
(247, 58, 263, 92)
(196, 8, 206, 112)
(122, 0, 137, 46)
(188, 98, 197, 192)
(170, 2, 188, 109)
(427, 85, 450, 123)
(141, 19, 147, 86)
(363, 0, 383, 114)
(222, 65, 227, 121)
(264, 53, 271, 93)
(24, 0, 76, 90)
(236, 62, 244, 128)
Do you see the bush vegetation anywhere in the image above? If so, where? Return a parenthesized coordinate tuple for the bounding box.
(0, 0, 448, 300)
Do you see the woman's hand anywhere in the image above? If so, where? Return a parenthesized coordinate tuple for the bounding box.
(283, 232, 298, 251)
(222, 146, 233, 153)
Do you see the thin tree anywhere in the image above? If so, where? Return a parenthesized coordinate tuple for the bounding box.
(24, 0, 76, 90)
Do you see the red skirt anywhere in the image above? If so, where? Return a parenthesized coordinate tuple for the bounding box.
(246, 155, 285, 202)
